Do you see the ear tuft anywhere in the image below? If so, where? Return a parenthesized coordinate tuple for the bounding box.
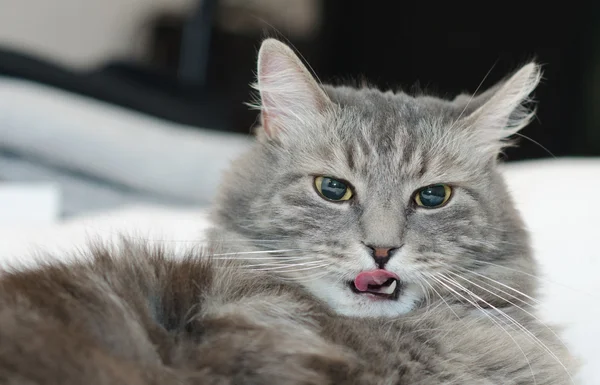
(461, 62, 542, 151)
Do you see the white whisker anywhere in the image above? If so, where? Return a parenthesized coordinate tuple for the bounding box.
(217, 238, 291, 242)
(428, 274, 538, 385)
(418, 273, 461, 321)
(210, 255, 317, 262)
(286, 271, 331, 283)
(513, 132, 556, 158)
(234, 261, 323, 270)
(271, 264, 331, 274)
(455, 267, 540, 306)
(437, 274, 574, 384)
(447, 270, 572, 356)
(211, 249, 303, 256)
(244, 261, 328, 272)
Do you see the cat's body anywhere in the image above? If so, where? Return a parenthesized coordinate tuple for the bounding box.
(0, 245, 572, 384)
(0, 39, 577, 384)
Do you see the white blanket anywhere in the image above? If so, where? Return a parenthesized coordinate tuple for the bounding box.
(1, 76, 598, 384)
(0, 76, 254, 215)
(1, 158, 599, 384)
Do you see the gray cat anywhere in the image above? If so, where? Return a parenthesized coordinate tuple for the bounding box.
(0, 39, 575, 385)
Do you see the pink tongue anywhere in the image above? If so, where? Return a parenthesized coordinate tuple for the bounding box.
(354, 270, 400, 292)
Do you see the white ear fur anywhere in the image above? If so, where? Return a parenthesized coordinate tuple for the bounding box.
(463, 63, 542, 148)
(255, 39, 331, 139)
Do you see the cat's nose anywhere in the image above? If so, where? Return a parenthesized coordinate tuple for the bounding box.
(364, 245, 401, 268)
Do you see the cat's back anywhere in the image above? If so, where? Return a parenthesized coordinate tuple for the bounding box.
(0, 244, 332, 385)
(0, 245, 576, 385)
(0, 246, 169, 384)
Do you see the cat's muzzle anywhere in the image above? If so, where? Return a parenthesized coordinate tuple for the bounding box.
(348, 276, 402, 300)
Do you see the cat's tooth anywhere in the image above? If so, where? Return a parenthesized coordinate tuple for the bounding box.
(381, 280, 397, 295)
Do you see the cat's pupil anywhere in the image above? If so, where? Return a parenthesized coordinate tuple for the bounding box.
(321, 178, 347, 200)
(419, 185, 446, 207)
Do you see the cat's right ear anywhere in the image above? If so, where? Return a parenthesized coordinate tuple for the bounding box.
(456, 63, 542, 154)
(254, 39, 332, 140)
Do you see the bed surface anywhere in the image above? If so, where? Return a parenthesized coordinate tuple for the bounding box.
(1, 76, 598, 384)
(1, 157, 599, 384)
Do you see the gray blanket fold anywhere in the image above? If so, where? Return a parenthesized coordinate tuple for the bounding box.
(0, 77, 254, 216)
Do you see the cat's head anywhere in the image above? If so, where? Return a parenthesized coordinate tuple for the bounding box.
(212, 39, 540, 317)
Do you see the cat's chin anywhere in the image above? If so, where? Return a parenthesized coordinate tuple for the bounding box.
(302, 278, 423, 318)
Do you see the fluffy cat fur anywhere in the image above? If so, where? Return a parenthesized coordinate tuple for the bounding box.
(0, 39, 576, 384)
(0, 244, 574, 384)
(210, 39, 540, 318)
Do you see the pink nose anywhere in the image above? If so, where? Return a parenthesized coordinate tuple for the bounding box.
(372, 247, 393, 259)
(364, 245, 401, 269)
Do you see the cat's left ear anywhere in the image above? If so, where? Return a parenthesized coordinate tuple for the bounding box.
(458, 62, 542, 150)
(255, 39, 333, 140)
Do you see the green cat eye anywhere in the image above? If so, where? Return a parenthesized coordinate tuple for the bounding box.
(314, 176, 353, 202)
(414, 184, 452, 208)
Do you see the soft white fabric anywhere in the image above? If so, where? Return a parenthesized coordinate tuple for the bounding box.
(0, 77, 254, 205)
(0, 73, 598, 384)
(0, 204, 211, 269)
(0, 158, 599, 384)
(0, 154, 192, 216)
(502, 158, 600, 385)
(0, 183, 59, 226)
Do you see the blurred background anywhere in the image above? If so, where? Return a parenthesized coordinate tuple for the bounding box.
(0, 0, 599, 221)
(1, 4, 599, 382)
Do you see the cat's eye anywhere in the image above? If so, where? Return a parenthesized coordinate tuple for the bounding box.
(414, 184, 452, 208)
(314, 176, 353, 202)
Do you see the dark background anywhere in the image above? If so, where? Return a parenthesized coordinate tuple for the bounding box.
(3, 1, 598, 162)
(149, 1, 600, 160)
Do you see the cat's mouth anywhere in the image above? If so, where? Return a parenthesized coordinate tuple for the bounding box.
(349, 269, 401, 300)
